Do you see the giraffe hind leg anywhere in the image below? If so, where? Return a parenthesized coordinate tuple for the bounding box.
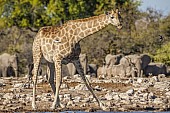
(72, 60, 106, 109)
(51, 60, 62, 109)
(32, 44, 42, 110)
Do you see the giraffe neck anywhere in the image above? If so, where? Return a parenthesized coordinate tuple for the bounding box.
(71, 14, 110, 43)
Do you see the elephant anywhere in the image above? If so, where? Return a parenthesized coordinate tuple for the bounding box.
(67, 53, 88, 76)
(120, 54, 151, 77)
(0, 53, 18, 77)
(144, 63, 167, 76)
(97, 66, 106, 78)
(87, 64, 98, 77)
(105, 54, 123, 67)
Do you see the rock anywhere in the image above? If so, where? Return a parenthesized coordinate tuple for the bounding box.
(94, 85, 102, 91)
(67, 100, 75, 106)
(112, 94, 120, 101)
(165, 91, 170, 96)
(126, 89, 134, 96)
(80, 103, 89, 107)
(3, 99, 12, 105)
(158, 74, 166, 79)
(119, 93, 129, 100)
(75, 84, 88, 90)
(0, 83, 5, 87)
(153, 98, 163, 105)
(60, 83, 68, 89)
(143, 93, 149, 100)
(3, 93, 15, 100)
(85, 75, 91, 80)
(73, 96, 81, 102)
(63, 94, 72, 102)
(105, 92, 113, 100)
(150, 76, 159, 82)
(136, 78, 143, 84)
(81, 97, 90, 103)
(13, 83, 23, 88)
(148, 92, 156, 99)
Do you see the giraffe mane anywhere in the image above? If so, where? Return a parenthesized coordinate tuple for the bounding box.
(65, 14, 105, 23)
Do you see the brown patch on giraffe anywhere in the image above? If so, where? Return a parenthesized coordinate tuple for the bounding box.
(79, 32, 85, 37)
(46, 44, 52, 51)
(61, 36, 67, 43)
(72, 25, 76, 29)
(58, 31, 62, 37)
(61, 29, 65, 36)
(70, 29, 74, 34)
(60, 49, 67, 55)
(64, 42, 69, 49)
(49, 39, 53, 44)
(74, 28, 81, 35)
(93, 21, 98, 27)
(59, 45, 65, 50)
(80, 23, 88, 31)
(88, 21, 93, 28)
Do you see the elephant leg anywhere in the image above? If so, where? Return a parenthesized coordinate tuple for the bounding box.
(14, 69, 18, 77)
(2, 67, 7, 77)
(140, 70, 143, 77)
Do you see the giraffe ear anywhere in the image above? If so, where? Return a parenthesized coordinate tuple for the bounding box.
(116, 9, 119, 13)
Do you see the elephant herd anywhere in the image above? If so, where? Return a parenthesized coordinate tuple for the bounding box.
(98, 54, 168, 78)
(0, 52, 168, 78)
(27, 53, 98, 80)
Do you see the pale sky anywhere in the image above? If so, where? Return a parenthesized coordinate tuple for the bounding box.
(138, 0, 170, 16)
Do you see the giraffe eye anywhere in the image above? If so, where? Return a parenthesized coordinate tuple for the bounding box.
(111, 16, 114, 19)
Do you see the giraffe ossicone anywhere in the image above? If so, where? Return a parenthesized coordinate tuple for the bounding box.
(32, 8, 122, 110)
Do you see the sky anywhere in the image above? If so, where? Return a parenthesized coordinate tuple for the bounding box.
(138, 0, 170, 16)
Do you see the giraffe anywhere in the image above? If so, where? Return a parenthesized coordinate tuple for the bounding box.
(32, 9, 122, 110)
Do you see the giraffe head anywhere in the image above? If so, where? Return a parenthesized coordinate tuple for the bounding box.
(106, 9, 122, 29)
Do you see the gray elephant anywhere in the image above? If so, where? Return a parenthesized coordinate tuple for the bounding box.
(105, 54, 123, 67)
(67, 53, 88, 76)
(120, 54, 151, 77)
(144, 63, 167, 76)
(87, 64, 98, 77)
(0, 53, 18, 77)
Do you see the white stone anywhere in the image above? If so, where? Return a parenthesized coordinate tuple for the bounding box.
(126, 89, 134, 96)
(13, 83, 23, 88)
(74, 84, 88, 90)
(105, 92, 113, 100)
(165, 91, 170, 96)
(67, 100, 75, 106)
(136, 78, 143, 84)
(60, 83, 68, 89)
(112, 94, 120, 101)
(73, 96, 81, 102)
(3, 93, 15, 100)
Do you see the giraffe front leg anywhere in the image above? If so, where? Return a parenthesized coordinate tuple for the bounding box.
(72, 60, 106, 110)
(32, 59, 41, 110)
(51, 60, 62, 109)
(32, 43, 41, 110)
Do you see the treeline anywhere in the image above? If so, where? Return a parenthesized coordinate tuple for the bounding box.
(0, 0, 170, 74)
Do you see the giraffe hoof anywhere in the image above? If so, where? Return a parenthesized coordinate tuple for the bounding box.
(100, 102, 107, 111)
(50, 103, 65, 109)
(32, 105, 37, 110)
